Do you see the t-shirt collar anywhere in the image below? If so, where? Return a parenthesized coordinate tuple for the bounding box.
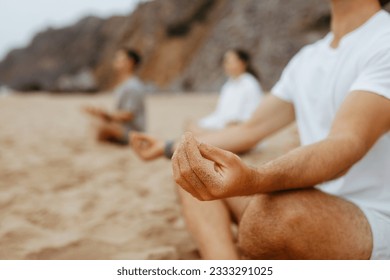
(327, 10, 387, 50)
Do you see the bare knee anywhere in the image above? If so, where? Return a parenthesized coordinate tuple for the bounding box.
(96, 123, 123, 142)
(238, 194, 306, 259)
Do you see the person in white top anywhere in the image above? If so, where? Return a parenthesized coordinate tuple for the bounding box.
(187, 49, 263, 135)
(131, 0, 390, 259)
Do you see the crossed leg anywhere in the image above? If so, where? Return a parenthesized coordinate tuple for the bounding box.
(95, 122, 126, 143)
(238, 188, 372, 259)
(177, 188, 238, 259)
(84, 106, 127, 144)
(178, 187, 373, 260)
(177, 188, 250, 259)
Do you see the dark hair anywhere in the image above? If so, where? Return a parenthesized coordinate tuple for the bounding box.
(380, 0, 390, 7)
(122, 48, 142, 68)
(231, 49, 261, 82)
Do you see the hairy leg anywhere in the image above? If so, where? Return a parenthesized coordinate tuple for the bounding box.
(177, 187, 237, 259)
(177, 187, 250, 259)
(238, 188, 373, 259)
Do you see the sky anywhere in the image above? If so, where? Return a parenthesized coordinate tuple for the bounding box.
(0, 0, 145, 60)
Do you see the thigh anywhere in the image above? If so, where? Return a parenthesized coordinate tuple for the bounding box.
(360, 207, 390, 259)
(238, 188, 373, 259)
(99, 122, 124, 137)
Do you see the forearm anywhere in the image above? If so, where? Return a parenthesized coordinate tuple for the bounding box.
(137, 95, 295, 160)
(167, 124, 259, 159)
(179, 95, 295, 154)
(172, 119, 281, 155)
(111, 111, 134, 122)
(249, 135, 367, 194)
(171, 91, 390, 201)
(195, 123, 267, 153)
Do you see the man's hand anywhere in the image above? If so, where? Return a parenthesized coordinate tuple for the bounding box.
(172, 132, 259, 201)
(130, 132, 165, 161)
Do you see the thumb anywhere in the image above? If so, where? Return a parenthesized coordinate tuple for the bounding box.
(198, 142, 233, 166)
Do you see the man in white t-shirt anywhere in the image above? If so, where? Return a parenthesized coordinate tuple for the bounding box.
(131, 0, 390, 259)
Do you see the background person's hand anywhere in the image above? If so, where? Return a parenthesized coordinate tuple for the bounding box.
(130, 132, 165, 161)
(172, 132, 259, 201)
(83, 106, 112, 121)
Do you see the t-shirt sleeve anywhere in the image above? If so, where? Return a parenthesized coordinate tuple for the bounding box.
(350, 48, 390, 100)
(271, 50, 304, 103)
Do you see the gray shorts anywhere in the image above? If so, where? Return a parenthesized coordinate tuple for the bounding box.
(359, 206, 390, 259)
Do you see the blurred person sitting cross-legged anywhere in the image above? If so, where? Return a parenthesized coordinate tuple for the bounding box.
(185, 49, 264, 137)
(84, 48, 146, 145)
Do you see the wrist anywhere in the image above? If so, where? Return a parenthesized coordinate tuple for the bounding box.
(243, 165, 271, 196)
(164, 140, 175, 159)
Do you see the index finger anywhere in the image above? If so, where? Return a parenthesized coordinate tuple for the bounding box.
(172, 140, 210, 200)
(183, 132, 223, 187)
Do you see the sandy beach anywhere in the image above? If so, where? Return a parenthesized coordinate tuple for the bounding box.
(0, 92, 298, 260)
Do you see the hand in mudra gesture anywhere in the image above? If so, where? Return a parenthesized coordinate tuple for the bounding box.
(172, 132, 258, 201)
(130, 132, 165, 161)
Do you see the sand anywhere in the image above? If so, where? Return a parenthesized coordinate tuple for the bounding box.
(0, 92, 298, 260)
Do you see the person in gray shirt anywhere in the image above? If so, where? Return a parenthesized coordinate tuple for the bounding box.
(84, 48, 146, 145)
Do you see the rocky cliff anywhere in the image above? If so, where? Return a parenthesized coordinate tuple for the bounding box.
(1, 0, 387, 93)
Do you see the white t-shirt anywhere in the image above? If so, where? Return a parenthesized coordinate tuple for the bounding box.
(199, 73, 263, 130)
(272, 10, 390, 216)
